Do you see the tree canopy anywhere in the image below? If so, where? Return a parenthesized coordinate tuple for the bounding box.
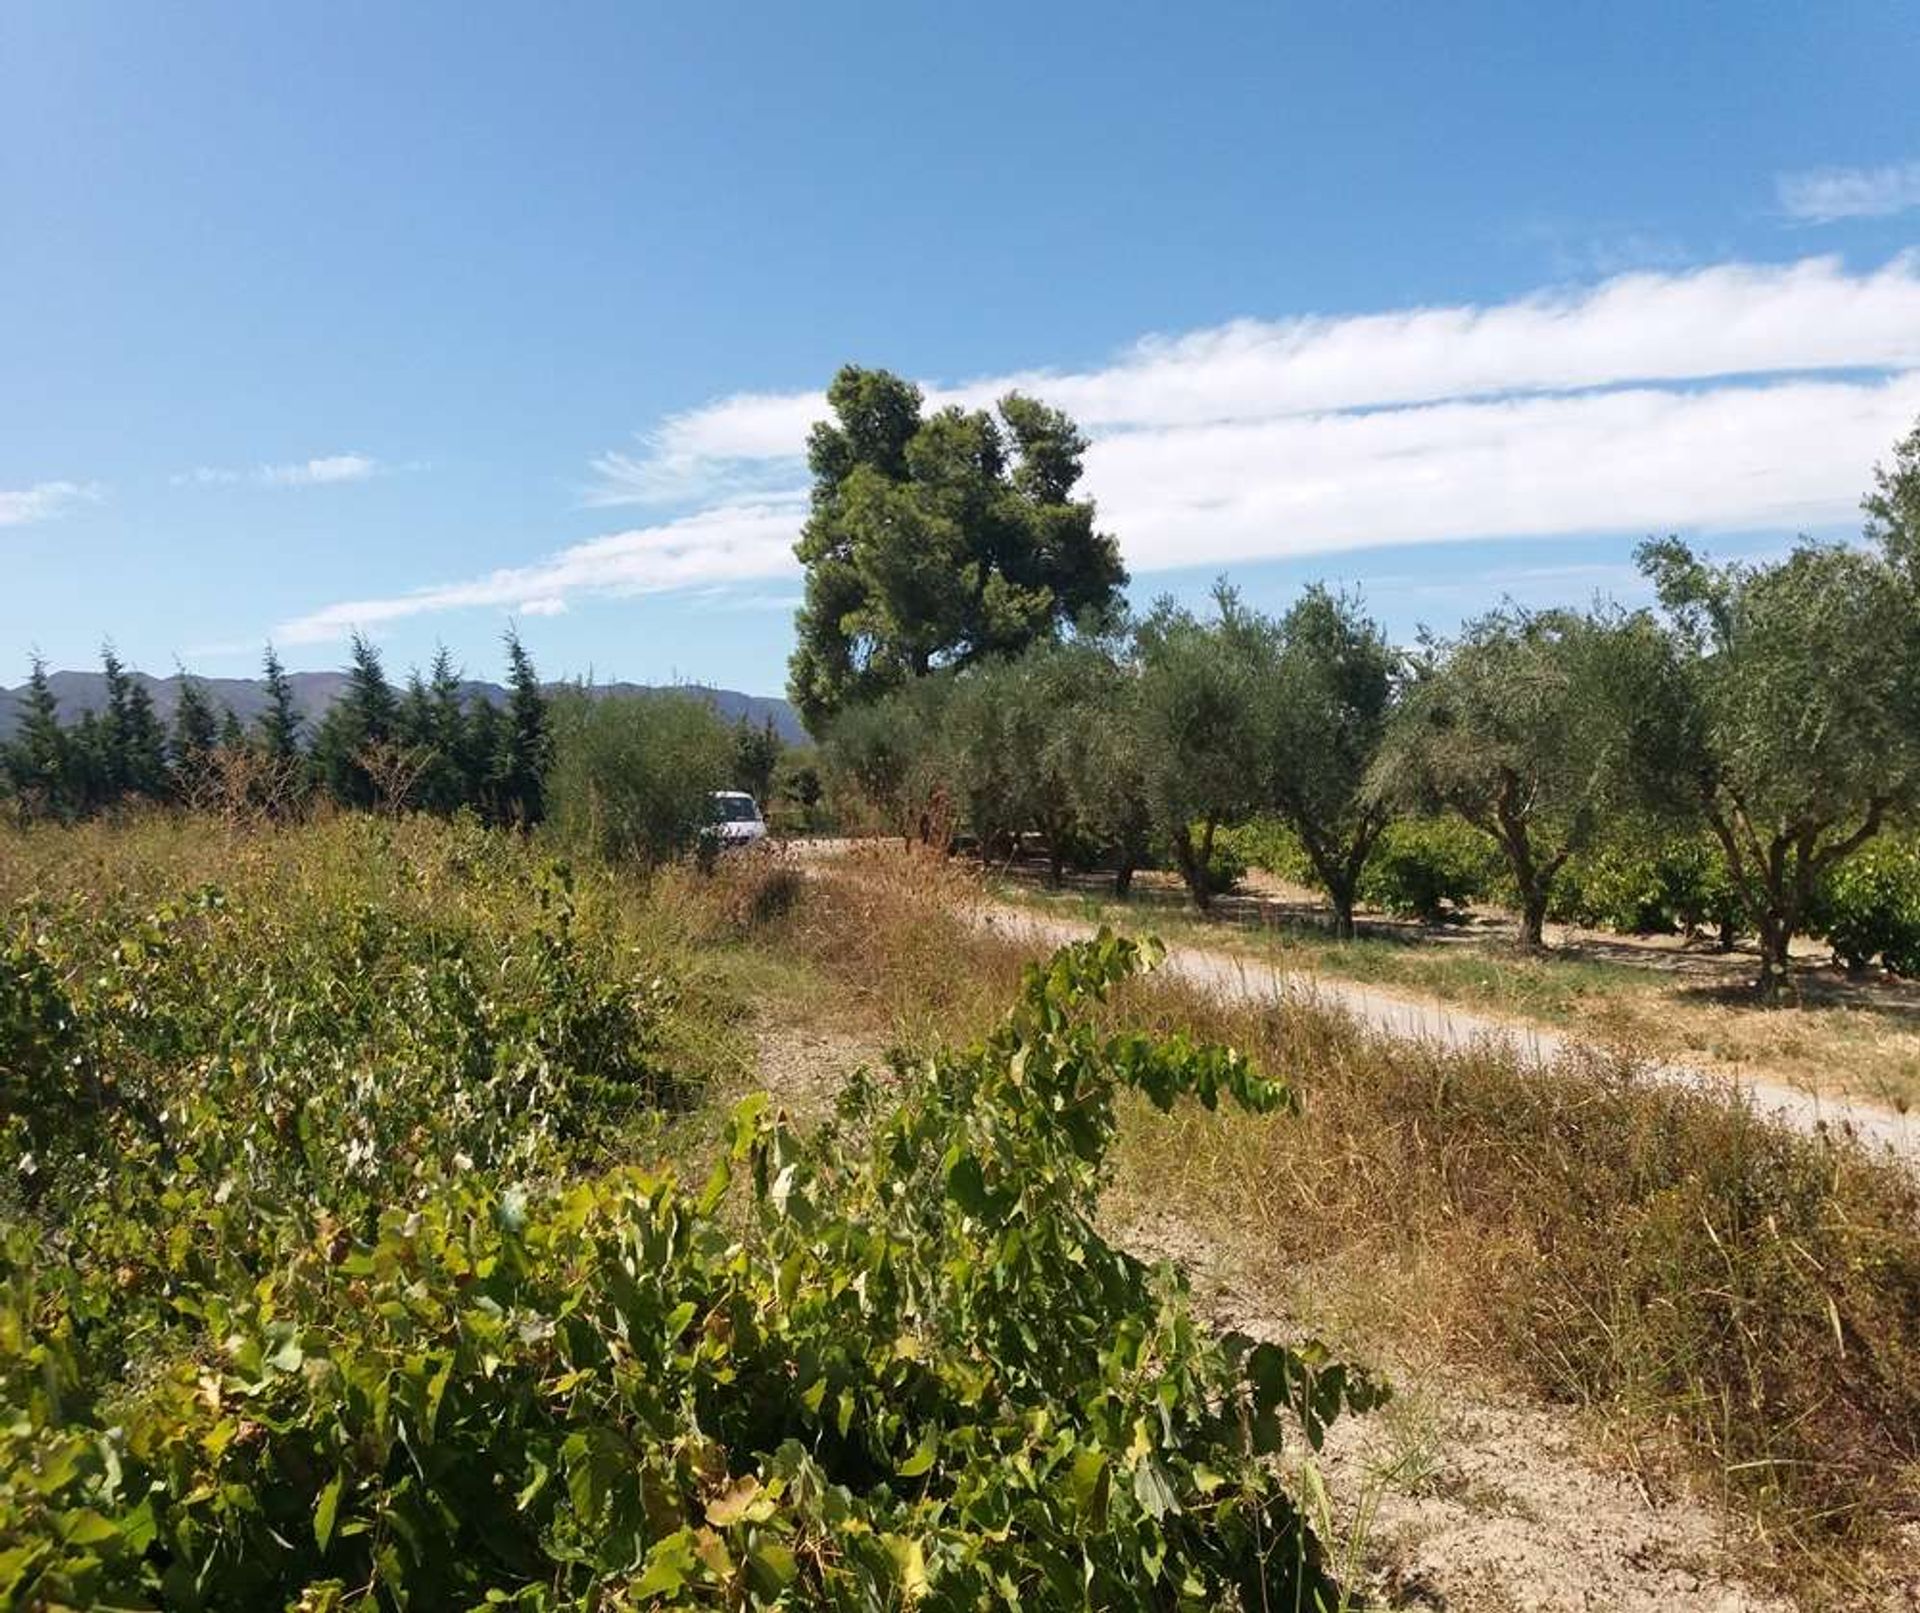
(787, 366, 1126, 734)
(1638, 535, 1920, 989)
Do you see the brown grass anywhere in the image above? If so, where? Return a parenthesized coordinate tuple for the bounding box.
(761, 849, 1920, 1604)
(995, 872, 1920, 1113)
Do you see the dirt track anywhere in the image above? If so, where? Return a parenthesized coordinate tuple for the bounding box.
(969, 898, 1920, 1166)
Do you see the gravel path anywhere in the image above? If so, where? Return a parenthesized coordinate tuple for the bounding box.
(971, 900, 1920, 1167)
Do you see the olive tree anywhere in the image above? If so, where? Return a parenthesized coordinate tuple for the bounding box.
(1638, 535, 1920, 993)
(1374, 607, 1665, 948)
(820, 675, 956, 844)
(1132, 591, 1265, 910)
(1253, 586, 1399, 940)
(1045, 643, 1154, 896)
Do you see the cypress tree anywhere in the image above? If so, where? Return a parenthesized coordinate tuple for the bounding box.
(99, 645, 135, 801)
(465, 696, 504, 821)
(257, 645, 304, 764)
(171, 675, 221, 788)
(122, 679, 171, 801)
(218, 707, 248, 752)
(313, 633, 400, 808)
(427, 648, 473, 815)
(495, 631, 551, 828)
(3, 656, 76, 819)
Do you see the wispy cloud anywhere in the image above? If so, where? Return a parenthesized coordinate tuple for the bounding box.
(172, 453, 386, 489)
(1777, 161, 1920, 223)
(279, 255, 1920, 642)
(275, 497, 804, 645)
(584, 255, 1920, 509)
(0, 480, 103, 527)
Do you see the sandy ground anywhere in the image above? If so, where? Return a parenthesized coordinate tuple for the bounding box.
(1126, 1205, 1796, 1613)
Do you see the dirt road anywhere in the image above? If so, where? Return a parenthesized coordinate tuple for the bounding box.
(968, 897, 1920, 1166)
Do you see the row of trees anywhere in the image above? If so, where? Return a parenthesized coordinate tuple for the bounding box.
(819, 419, 1920, 993)
(2, 635, 554, 826)
(3, 631, 817, 856)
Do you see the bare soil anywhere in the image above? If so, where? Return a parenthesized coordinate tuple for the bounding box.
(1124, 1206, 1798, 1613)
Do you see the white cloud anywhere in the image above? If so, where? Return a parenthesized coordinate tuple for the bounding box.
(0, 480, 102, 527)
(517, 596, 568, 617)
(1778, 161, 1920, 223)
(275, 497, 805, 644)
(280, 255, 1920, 640)
(586, 255, 1920, 507)
(1088, 373, 1920, 571)
(172, 453, 384, 489)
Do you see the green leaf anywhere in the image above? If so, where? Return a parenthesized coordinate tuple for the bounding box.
(1132, 1457, 1180, 1521)
(314, 1473, 343, 1551)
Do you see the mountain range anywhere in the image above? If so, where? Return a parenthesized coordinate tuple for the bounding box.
(0, 670, 805, 746)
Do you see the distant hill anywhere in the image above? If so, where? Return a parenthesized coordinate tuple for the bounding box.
(0, 670, 805, 746)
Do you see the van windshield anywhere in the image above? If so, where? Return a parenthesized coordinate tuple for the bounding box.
(712, 795, 760, 823)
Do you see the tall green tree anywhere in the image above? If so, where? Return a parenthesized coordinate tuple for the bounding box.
(731, 715, 784, 804)
(1132, 590, 1267, 911)
(1863, 415, 1920, 580)
(787, 366, 1127, 733)
(256, 645, 304, 764)
(821, 676, 955, 844)
(94, 646, 168, 803)
(1048, 642, 1154, 897)
(312, 633, 402, 809)
(169, 675, 221, 790)
(545, 689, 733, 866)
(1374, 608, 1665, 948)
(1256, 587, 1400, 940)
(494, 631, 550, 828)
(396, 653, 472, 817)
(424, 647, 475, 816)
(1, 656, 76, 819)
(1638, 535, 1920, 992)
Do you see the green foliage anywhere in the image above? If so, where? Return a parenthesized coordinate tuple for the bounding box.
(257, 645, 305, 765)
(731, 716, 784, 806)
(1, 821, 1373, 1607)
(546, 688, 735, 867)
(169, 676, 222, 783)
(496, 630, 553, 829)
(1226, 816, 1502, 925)
(1640, 535, 1920, 984)
(820, 677, 955, 841)
(1360, 818, 1505, 922)
(1809, 834, 1920, 974)
(1375, 607, 1673, 945)
(768, 748, 825, 833)
(1254, 587, 1398, 935)
(1133, 591, 1266, 910)
(787, 367, 1127, 733)
(1552, 830, 1741, 940)
(311, 634, 404, 811)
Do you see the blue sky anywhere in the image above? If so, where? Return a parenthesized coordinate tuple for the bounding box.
(4, 1, 1919, 698)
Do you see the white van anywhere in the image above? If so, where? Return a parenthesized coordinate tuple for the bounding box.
(706, 790, 769, 847)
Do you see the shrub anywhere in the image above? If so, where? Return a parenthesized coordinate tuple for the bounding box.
(1217, 818, 1316, 886)
(546, 689, 734, 867)
(1551, 830, 1742, 940)
(2, 923, 1377, 1608)
(1811, 834, 1920, 974)
(1357, 817, 1504, 922)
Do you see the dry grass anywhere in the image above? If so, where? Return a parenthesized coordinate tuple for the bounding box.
(765, 850, 1920, 1606)
(996, 875, 1920, 1113)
